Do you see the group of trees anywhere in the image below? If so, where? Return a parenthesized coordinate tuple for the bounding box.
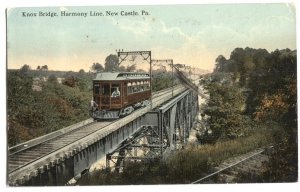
(203, 47, 297, 141)
(214, 47, 296, 127)
(37, 65, 48, 71)
(201, 47, 297, 181)
(7, 66, 93, 146)
(91, 54, 139, 73)
(152, 71, 177, 92)
(62, 70, 94, 92)
(200, 76, 252, 142)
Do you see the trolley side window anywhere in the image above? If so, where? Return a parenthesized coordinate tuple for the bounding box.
(145, 80, 150, 90)
(127, 82, 133, 94)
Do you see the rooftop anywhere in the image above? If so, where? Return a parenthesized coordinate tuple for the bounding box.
(94, 72, 150, 81)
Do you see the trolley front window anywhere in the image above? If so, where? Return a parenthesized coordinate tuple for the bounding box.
(111, 84, 120, 97)
(94, 84, 100, 95)
(101, 84, 110, 95)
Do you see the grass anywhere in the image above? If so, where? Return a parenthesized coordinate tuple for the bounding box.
(78, 128, 275, 185)
(163, 128, 274, 183)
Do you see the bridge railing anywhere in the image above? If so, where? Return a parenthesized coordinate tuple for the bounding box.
(8, 118, 94, 155)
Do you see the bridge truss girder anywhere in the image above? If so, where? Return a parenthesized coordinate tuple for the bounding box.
(106, 90, 199, 171)
(106, 125, 163, 171)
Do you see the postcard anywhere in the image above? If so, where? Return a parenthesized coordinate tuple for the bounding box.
(6, 3, 297, 187)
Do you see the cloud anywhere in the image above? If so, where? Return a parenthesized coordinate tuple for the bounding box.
(158, 20, 192, 42)
(107, 17, 216, 70)
(110, 17, 151, 36)
(109, 16, 191, 41)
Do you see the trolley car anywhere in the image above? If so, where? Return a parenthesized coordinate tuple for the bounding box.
(91, 72, 151, 120)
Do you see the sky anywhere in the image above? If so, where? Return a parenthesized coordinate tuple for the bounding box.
(6, 3, 296, 72)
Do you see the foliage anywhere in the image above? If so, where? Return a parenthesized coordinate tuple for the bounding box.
(19, 64, 31, 75)
(92, 54, 138, 73)
(77, 129, 272, 185)
(63, 76, 76, 87)
(262, 137, 298, 182)
(237, 124, 298, 183)
(213, 48, 296, 113)
(152, 70, 177, 92)
(91, 63, 104, 72)
(63, 70, 94, 92)
(119, 64, 137, 72)
(204, 48, 296, 141)
(36, 65, 48, 71)
(214, 55, 226, 72)
(201, 74, 251, 141)
(48, 74, 58, 83)
(7, 68, 93, 146)
(208, 47, 297, 182)
(104, 54, 119, 72)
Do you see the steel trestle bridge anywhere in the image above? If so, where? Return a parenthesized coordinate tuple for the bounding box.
(8, 84, 199, 186)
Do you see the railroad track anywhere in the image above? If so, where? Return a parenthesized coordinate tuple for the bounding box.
(8, 86, 186, 177)
(191, 146, 273, 184)
(8, 121, 111, 173)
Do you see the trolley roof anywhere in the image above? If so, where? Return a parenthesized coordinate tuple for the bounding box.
(94, 72, 150, 81)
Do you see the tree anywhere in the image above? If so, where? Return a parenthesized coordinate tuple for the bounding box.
(119, 64, 139, 72)
(79, 69, 85, 74)
(126, 55, 137, 72)
(202, 78, 249, 141)
(215, 55, 226, 72)
(126, 64, 136, 72)
(41, 65, 48, 71)
(63, 76, 76, 87)
(76, 69, 94, 92)
(20, 64, 31, 75)
(48, 74, 58, 84)
(136, 69, 146, 73)
(104, 54, 119, 72)
(119, 65, 126, 72)
(91, 62, 104, 72)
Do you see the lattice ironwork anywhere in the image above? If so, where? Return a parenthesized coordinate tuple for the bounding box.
(106, 125, 164, 172)
(117, 50, 151, 65)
